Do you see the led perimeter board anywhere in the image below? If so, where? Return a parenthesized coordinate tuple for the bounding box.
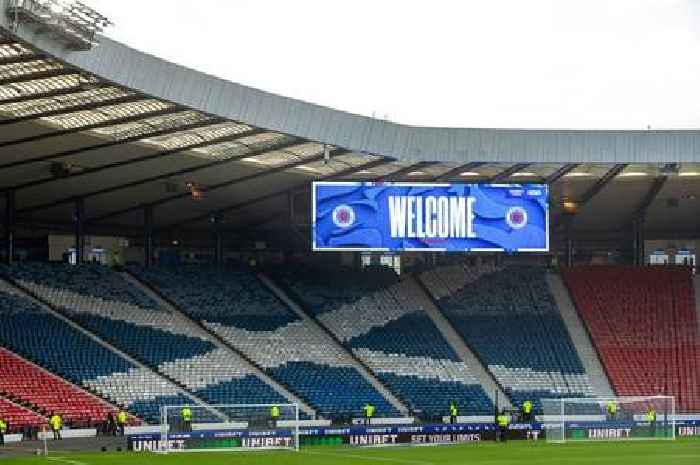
(312, 182, 549, 252)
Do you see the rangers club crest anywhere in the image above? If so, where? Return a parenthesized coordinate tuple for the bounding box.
(332, 204, 355, 228)
(505, 206, 528, 230)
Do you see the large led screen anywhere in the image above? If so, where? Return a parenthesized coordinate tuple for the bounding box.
(312, 182, 549, 252)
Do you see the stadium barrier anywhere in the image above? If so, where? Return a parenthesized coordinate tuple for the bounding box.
(442, 415, 500, 423)
(3, 433, 23, 444)
(351, 417, 415, 425)
(126, 425, 167, 435)
(127, 419, 700, 451)
(38, 428, 97, 440)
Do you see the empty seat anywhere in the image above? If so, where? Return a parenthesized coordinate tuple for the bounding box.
(562, 266, 700, 412)
(422, 265, 595, 413)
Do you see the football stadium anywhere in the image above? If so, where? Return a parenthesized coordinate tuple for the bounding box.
(0, 1, 698, 464)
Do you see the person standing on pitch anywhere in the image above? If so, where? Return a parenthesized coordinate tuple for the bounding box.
(116, 409, 128, 436)
(49, 412, 62, 440)
(0, 417, 6, 446)
(181, 405, 193, 432)
(449, 401, 459, 424)
(105, 412, 116, 436)
(269, 405, 280, 428)
(496, 410, 509, 442)
(362, 403, 375, 426)
(606, 400, 617, 421)
(521, 400, 533, 423)
(646, 405, 657, 436)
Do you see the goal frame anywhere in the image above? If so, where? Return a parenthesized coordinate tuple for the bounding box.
(159, 403, 300, 453)
(546, 395, 675, 443)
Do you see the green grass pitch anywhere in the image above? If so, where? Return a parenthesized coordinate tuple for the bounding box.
(2, 439, 699, 465)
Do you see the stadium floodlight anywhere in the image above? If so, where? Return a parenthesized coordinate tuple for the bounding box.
(159, 403, 300, 453)
(6, 0, 113, 50)
(542, 396, 675, 443)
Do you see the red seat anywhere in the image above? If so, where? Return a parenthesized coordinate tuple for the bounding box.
(0, 397, 44, 432)
(562, 266, 700, 412)
(0, 348, 122, 426)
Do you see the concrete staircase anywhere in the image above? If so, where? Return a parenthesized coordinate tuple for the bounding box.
(122, 272, 316, 417)
(257, 273, 409, 415)
(408, 275, 511, 408)
(0, 277, 224, 420)
(546, 273, 615, 397)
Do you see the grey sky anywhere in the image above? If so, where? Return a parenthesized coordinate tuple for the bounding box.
(84, 0, 700, 129)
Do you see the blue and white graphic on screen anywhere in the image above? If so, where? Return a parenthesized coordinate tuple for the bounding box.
(312, 182, 549, 252)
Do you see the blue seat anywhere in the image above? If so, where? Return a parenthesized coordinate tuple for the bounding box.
(270, 362, 398, 418)
(0, 289, 180, 423)
(131, 265, 297, 330)
(274, 266, 494, 417)
(434, 266, 592, 413)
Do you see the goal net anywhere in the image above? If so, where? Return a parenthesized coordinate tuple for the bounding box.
(159, 403, 300, 453)
(542, 396, 675, 443)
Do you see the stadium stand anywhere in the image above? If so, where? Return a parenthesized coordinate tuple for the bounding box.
(0, 397, 45, 433)
(421, 264, 594, 412)
(562, 266, 700, 412)
(0, 263, 291, 421)
(272, 265, 494, 419)
(0, 275, 188, 423)
(130, 265, 398, 419)
(0, 348, 117, 427)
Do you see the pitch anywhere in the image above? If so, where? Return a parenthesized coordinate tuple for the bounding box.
(2, 440, 699, 465)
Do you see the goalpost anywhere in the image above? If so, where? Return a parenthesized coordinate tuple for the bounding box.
(542, 396, 675, 443)
(159, 403, 300, 453)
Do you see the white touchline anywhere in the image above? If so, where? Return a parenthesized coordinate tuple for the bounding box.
(302, 450, 435, 465)
(47, 457, 89, 465)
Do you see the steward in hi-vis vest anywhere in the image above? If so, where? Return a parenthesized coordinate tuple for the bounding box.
(181, 406, 193, 432)
(522, 400, 533, 422)
(606, 401, 618, 420)
(496, 411, 510, 442)
(269, 405, 281, 427)
(362, 403, 375, 426)
(49, 413, 62, 440)
(116, 409, 128, 436)
(0, 417, 7, 445)
(449, 401, 459, 424)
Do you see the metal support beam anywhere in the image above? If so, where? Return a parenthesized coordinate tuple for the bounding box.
(0, 93, 143, 126)
(0, 53, 48, 66)
(552, 164, 627, 230)
(74, 198, 85, 265)
(0, 67, 69, 86)
(632, 216, 643, 266)
(578, 164, 628, 205)
(143, 205, 153, 268)
(377, 161, 431, 182)
(433, 162, 485, 182)
(629, 176, 666, 266)
(211, 214, 223, 266)
(288, 191, 295, 225)
(545, 163, 579, 184)
(632, 176, 667, 221)
(86, 150, 331, 224)
(565, 216, 574, 267)
(14, 128, 275, 207)
(490, 163, 530, 182)
(638, 217, 646, 265)
(0, 79, 110, 106)
(4, 190, 15, 264)
(0, 105, 181, 150)
(0, 117, 223, 171)
(157, 158, 390, 231)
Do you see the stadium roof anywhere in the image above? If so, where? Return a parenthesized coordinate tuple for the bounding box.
(0, 1, 698, 242)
